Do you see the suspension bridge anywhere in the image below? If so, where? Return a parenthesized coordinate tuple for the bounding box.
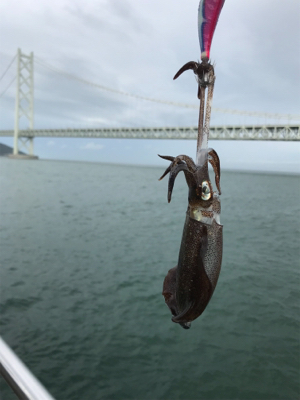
(0, 49, 299, 157)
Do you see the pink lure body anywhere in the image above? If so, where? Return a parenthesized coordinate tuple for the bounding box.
(198, 0, 225, 61)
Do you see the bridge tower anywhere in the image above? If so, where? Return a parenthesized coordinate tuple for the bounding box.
(13, 48, 35, 156)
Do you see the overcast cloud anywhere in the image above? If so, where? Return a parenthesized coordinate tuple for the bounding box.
(0, 0, 299, 172)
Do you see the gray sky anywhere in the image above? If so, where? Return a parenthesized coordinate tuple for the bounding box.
(0, 0, 299, 172)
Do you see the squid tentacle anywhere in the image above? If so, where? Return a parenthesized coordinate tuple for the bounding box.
(172, 155, 197, 173)
(208, 148, 221, 195)
(159, 154, 196, 173)
(173, 61, 198, 80)
(158, 154, 197, 180)
(158, 154, 196, 203)
(158, 155, 175, 162)
(158, 155, 184, 181)
(167, 163, 191, 203)
(158, 165, 171, 181)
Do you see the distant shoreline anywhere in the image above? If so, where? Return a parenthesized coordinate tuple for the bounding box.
(1, 156, 299, 177)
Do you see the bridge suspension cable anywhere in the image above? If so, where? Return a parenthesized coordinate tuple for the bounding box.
(0, 54, 17, 98)
(0, 54, 17, 82)
(0, 76, 16, 98)
(35, 57, 300, 122)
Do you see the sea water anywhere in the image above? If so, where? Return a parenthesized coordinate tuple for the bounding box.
(0, 158, 299, 400)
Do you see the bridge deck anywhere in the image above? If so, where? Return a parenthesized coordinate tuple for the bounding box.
(0, 125, 299, 140)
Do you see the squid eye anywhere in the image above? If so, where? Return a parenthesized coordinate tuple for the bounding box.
(201, 181, 211, 200)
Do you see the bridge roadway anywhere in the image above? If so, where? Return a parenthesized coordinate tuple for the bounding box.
(0, 125, 299, 141)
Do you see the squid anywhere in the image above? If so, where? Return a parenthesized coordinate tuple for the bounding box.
(159, 0, 225, 329)
(159, 144, 223, 330)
